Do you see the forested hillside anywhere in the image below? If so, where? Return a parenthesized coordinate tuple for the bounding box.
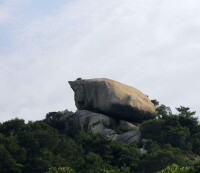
(0, 101, 200, 173)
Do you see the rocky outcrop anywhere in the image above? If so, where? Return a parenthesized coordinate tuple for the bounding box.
(59, 110, 141, 144)
(69, 78, 156, 122)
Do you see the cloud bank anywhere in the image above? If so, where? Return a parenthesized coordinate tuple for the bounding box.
(0, 0, 200, 122)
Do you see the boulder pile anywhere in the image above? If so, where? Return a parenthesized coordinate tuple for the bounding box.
(59, 110, 141, 144)
(57, 78, 156, 144)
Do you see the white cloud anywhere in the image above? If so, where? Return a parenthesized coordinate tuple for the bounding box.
(0, 0, 29, 25)
(1, 0, 200, 122)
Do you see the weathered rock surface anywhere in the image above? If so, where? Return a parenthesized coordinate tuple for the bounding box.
(59, 110, 141, 144)
(69, 78, 156, 122)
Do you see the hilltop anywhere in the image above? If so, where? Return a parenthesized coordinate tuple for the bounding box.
(0, 79, 199, 173)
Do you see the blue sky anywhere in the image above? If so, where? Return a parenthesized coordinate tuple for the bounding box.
(0, 0, 200, 122)
(0, 0, 69, 53)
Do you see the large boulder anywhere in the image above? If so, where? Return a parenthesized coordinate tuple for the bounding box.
(69, 78, 156, 122)
(59, 110, 141, 144)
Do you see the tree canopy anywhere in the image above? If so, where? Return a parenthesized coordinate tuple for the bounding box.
(0, 100, 199, 173)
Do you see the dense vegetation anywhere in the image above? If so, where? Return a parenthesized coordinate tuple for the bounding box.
(0, 101, 200, 173)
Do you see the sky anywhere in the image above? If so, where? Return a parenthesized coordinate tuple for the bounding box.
(0, 0, 200, 122)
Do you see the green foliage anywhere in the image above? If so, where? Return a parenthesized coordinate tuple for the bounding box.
(151, 99, 172, 118)
(45, 110, 74, 130)
(0, 118, 26, 136)
(141, 105, 199, 152)
(176, 106, 196, 118)
(139, 103, 200, 172)
(75, 132, 140, 171)
(0, 119, 83, 173)
(46, 167, 75, 173)
(0, 144, 16, 173)
(137, 141, 188, 173)
(191, 157, 200, 173)
(82, 152, 105, 173)
(156, 164, 193, 173)
(0, 101, 199, 173)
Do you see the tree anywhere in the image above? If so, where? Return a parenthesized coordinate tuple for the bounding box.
(138, 144, 187, 173)
(25, 157, 50, 173)
(45, 110, 73, 133)
(0, 145, 16, 173)
(176, 106, 196, 118)
(140, 119, 165, 143)
(151, 99, 159, 107)
(156, 105, 172, 118)
(177, 106, 199, 134)
(106, 141, 140, 169)
(82, 152, 105, 173)
(46, 167, 75, 173)
(0, 118, 25, 136)
(156, 164, 193, 173)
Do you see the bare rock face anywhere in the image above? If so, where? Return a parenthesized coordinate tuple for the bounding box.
(69, 78, 156, 122)
(59, 110, 141, 144)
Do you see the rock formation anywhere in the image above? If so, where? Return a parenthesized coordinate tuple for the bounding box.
(58, 110, 141, 144)
(69, 78, 156, 122)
